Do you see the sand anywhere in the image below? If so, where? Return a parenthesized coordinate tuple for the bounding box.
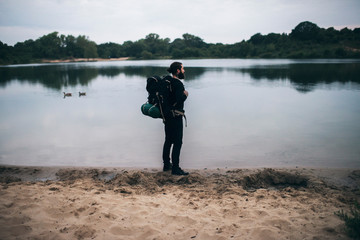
(0, 166, 359, 240)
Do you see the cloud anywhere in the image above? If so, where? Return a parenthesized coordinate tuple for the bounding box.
(0, 0, 359, 46)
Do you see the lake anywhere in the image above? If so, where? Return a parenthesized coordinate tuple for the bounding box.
(1, 59, 360, 169)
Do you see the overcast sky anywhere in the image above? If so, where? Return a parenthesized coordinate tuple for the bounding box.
(0, 0, 359, 46)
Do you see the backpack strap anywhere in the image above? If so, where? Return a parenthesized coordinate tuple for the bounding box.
(156, 92, 166, 123)
(172, 110, 187, 127)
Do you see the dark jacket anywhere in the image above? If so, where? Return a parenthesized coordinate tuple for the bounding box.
(166, 75, 187, 112)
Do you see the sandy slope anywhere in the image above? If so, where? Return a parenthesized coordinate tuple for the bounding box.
(0, 166, 359, 240)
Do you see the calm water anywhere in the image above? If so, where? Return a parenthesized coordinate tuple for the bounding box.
(1, 59, 360, 168)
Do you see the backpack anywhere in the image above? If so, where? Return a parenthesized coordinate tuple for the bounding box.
(141, 75, 173, 122)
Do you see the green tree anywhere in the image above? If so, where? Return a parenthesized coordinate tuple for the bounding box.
(2, 21, 360, 65)
(207, 43, 227, 58)
(97, 42, 124, 58)
(63, 35, 79, 58)
(76, 35, 98, 58)
(290, 21, 321, 41)
(182, 33, 206, 48)
(144, 33, 170, 57)
(14, 39, 37, 62)
(123, 40, 145, 58)
(141, 50, 153, 59)
(36, 32, 63, 58)
(263, 33, 282, 44)
(0, 41, 14, 64)
(169, 38, 186, 57)
(250, 33, 264, 44)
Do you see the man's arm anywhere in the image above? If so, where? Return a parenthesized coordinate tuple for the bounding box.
(173, 81, 187, 107)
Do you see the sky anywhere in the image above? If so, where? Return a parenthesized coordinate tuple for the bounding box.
(0, 0, 359, 46)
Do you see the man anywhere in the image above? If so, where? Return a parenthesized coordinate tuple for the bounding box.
(163, 62, 189, 176)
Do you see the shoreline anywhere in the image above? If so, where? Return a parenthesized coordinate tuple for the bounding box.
(1, 165, 359, 239)
(41, 57, 130, 63)
(0, 165, 359, 187)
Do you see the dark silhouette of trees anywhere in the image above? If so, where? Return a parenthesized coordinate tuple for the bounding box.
(290, 21, 321, 41)
(1, 21, 360, 65)
(97, 42, 124, 58)
(0, 32, 98, 64)
(143, 33, 170, 58)
(76, 35, 98, 58)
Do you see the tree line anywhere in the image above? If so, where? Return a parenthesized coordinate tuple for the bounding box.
(1, 21, 360, 65)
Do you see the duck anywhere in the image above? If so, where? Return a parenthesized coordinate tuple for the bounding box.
(79, 91, 86, 96)
(63, 92, 72, 97)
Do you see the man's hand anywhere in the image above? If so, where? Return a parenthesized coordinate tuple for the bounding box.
(184, 90, 188, 97)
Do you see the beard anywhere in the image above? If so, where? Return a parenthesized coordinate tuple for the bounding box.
(177, 72, 185, 79)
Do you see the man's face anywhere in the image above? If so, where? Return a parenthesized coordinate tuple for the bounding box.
(177, 65, 185, 79)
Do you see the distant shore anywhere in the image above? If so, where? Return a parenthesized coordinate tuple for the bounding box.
(41, 57, 130, 63)
(0, 165, 359, 239)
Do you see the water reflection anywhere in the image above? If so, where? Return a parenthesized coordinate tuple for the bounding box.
(0, 65, 98, 90)
(0, 65, 206, 90)
(1, 60, 360, 168)
(1, 61, 359, 93)
(238, 63, 360, 93)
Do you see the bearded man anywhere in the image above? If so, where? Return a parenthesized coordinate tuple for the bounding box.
(162, 62, 189, 175)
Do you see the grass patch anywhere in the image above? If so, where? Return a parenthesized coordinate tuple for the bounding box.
(335, 202, 360, 239)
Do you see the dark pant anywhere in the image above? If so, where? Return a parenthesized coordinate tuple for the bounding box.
(162, 116, 183, 168)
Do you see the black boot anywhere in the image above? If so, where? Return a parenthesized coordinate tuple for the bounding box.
(172, 167, 189, 176)
(163, 162, 172, 172)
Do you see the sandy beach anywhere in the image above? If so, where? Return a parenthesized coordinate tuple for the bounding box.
(0, 166, 359, 240)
